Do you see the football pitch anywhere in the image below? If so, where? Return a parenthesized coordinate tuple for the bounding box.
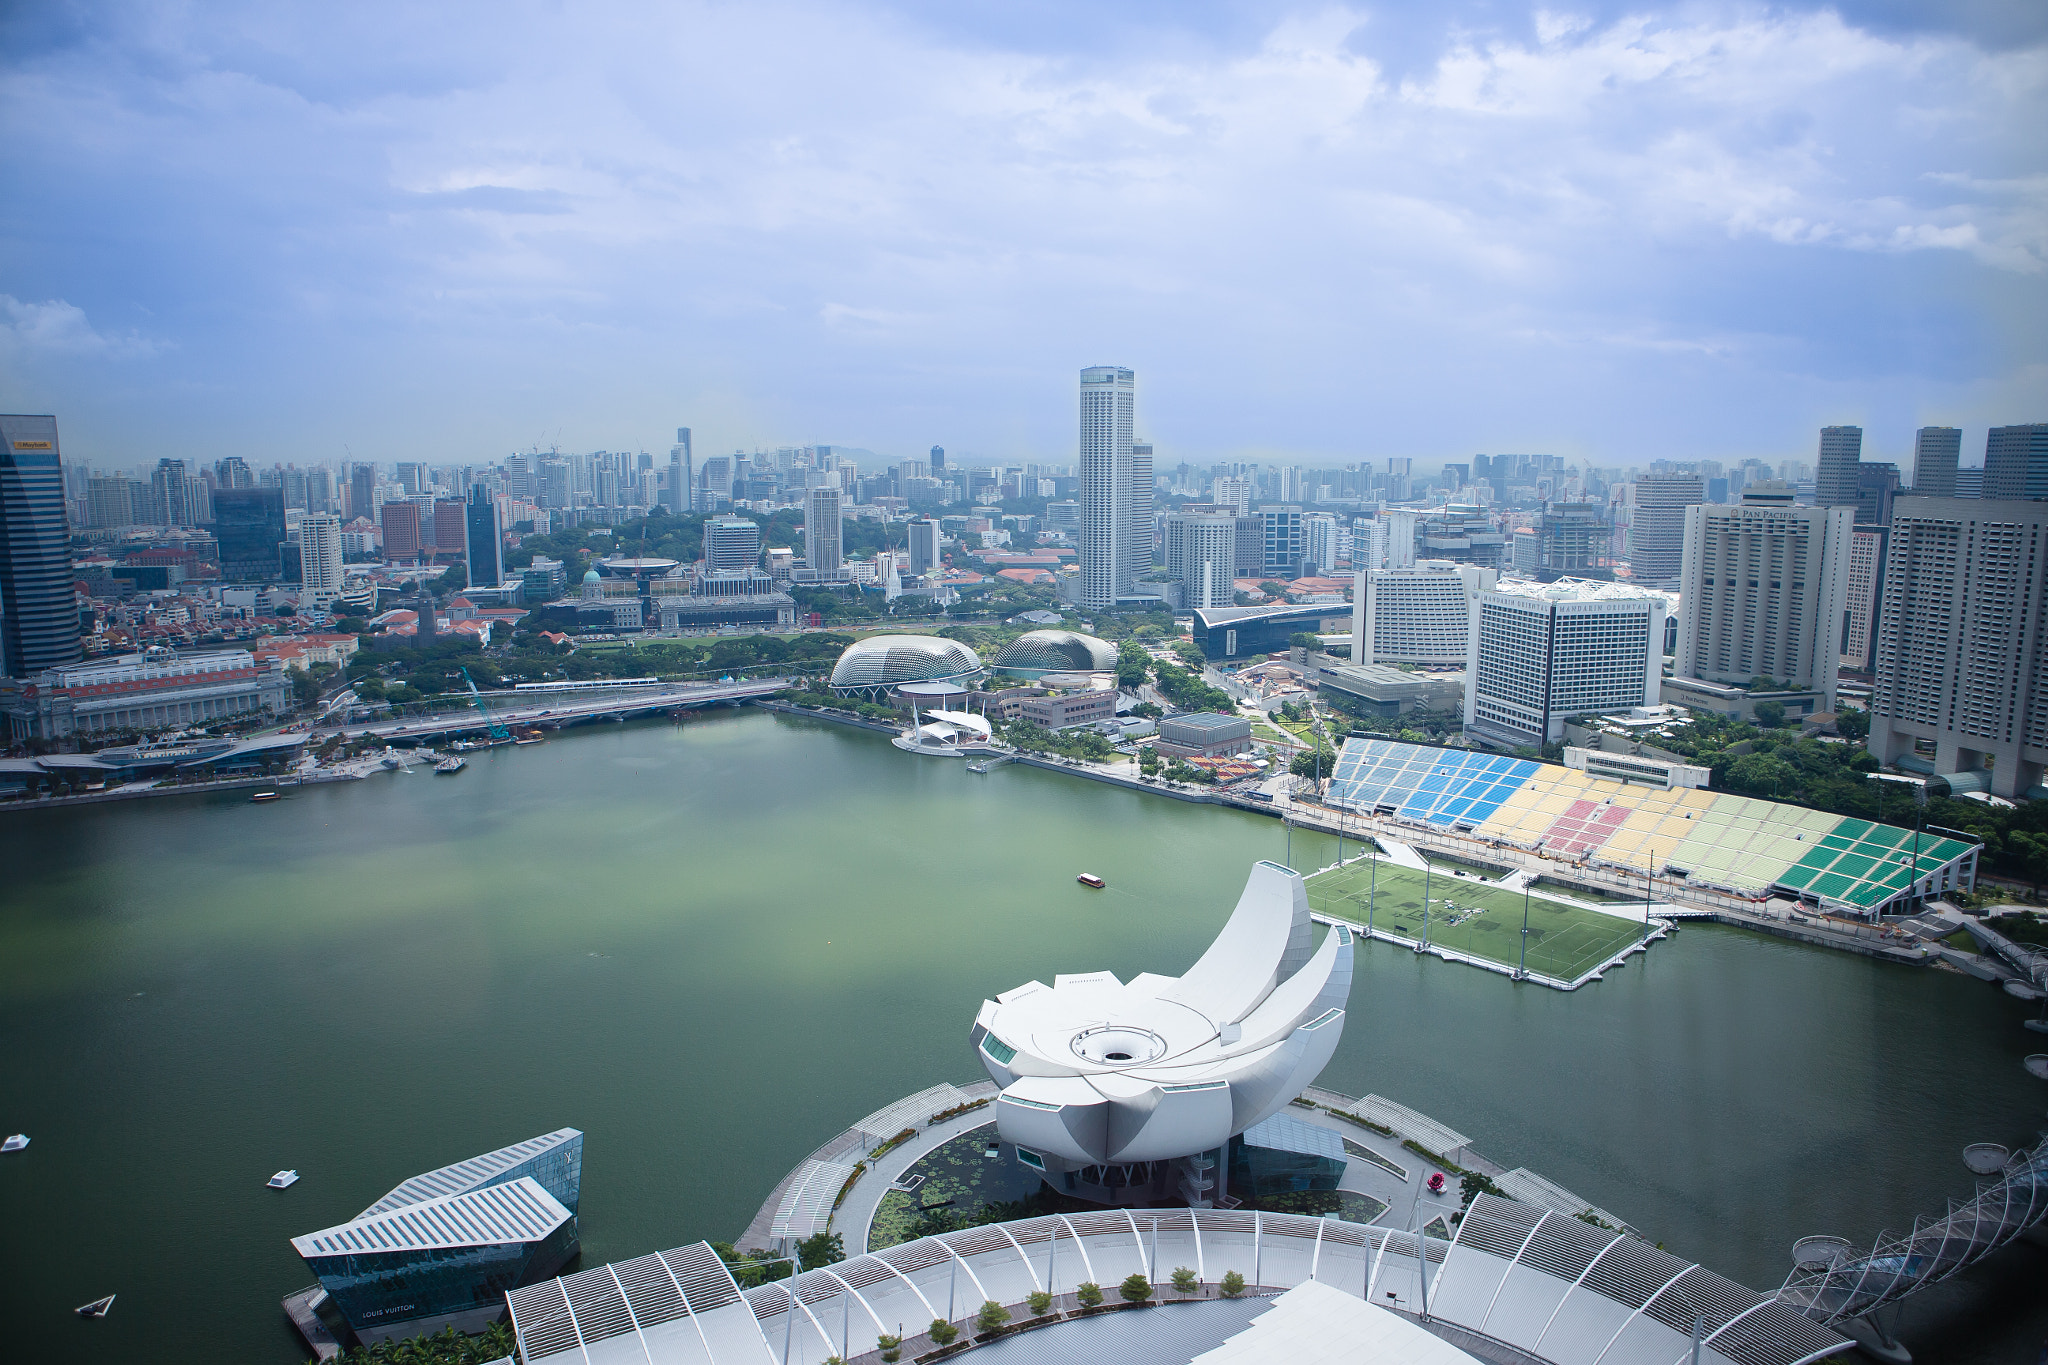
(1304, 857, 1650, 984)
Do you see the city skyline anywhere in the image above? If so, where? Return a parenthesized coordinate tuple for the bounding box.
(3, 3, 2041, 470)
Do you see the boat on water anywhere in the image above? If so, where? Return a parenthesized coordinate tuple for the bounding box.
(1077, 873, 1106, 889)
(250, 790, 281, 803)
(380, 754, 403, 769)
(434, 757, 466, 774)
(513, 729, 545, 745)
(76, 1295, 115, 1318)
(267, 1169, 299, 1188)
(1, 1133, 27, 1152)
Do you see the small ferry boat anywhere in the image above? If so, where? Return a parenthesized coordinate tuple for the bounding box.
(250, 790, 282, 803)
(1077, 873, 1106, 889)
(513, 730, 545, 745)
(1, 1133, 27, 1152)
(76, 1295, 115, 1319)
(268, 1169, 300, 1188)
(434, 757, 466, 774)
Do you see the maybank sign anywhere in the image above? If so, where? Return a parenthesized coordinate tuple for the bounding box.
(11, 440, 53, 450)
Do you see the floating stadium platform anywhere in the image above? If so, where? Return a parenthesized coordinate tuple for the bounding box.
(1323, 739, 1977, 918)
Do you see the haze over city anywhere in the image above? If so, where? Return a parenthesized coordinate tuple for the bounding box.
(4, 0, 2043, 469)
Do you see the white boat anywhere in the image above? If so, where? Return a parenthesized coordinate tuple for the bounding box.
(268, 1169, 300, 1188)
(77, 1295, 115, 1318)
(434, 757, 466, 774)
(1, 1133, 27, 1152)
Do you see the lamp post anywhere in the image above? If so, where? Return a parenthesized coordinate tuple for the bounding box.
(1369, 844, 1378, 938)
(1519, 880, 1531, 980)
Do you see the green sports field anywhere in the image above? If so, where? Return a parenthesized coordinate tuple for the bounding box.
(1305, 857, 1650, 985)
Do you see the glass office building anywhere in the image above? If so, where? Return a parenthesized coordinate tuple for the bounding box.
(212, 487, 287, 582)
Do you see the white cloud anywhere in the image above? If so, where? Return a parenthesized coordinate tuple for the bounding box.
(0, 297, 160, 360)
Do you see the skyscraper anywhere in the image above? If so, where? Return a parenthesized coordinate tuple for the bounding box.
(1910, 427, 1960, 497)
(1078, 366, 1137, 609)
(930, 445, 945, 473)
(213, 487, 287, 583)
(350, 464, 376, 522)
(668, 427, 692, 515)
(0, 415, 83, 677)
(1212, 477, 1251, 517)
(802, 484, 842, 574)
(1984, 423, 2048, 501)
(1629, 474, 1704, 585)
(703, 517, 761, 573)
(381, 500, 422, 562)
(1675, 490, 1855, 706)
(906, 517, 941, 576)
(152, 458, 196, 527)
(1165, 512, 1236, 609)
(1870, 498, 2048, 800)
(1815, 425, 1864, 508)
(1128, 440, 1155, 587)
(299, 513, 344, 604)
(465, 484, 503, 587)
(1465, 580, 1666, 746)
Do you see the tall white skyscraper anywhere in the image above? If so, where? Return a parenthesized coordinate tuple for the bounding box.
(298, 513, 344, 604)
(668, 427, 693, 514)
(1910, 426, 1959, 497)
(1078, 366, 1137, 609)
(1212, 477, 1251, 516)
(1165, 512, 1237, 609)
(1384, 509, 1418, 571)
(1465, 580, 1667, 746)
(1630, 474, 1705, 585)
(802, 484, 842, 575)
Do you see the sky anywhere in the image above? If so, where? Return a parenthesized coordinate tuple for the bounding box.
(1, 0, 2043, 474)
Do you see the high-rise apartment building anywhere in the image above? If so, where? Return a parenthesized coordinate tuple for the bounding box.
(215, 456, 255, 489)
(1674, 490, 1855, 706)
(0, 415, 83, 678)
(1839, 527, 1886, 674)
(1911, 427, 1960, 497)
(465, 485, 503, 588)
(1165, 512, 1237, 610)
(299, 513, 344, 604)
(1302, 513, 1340, 576)
(213, 487, 287, 583)
(1351, 517, 1388, 574)
(1815, 425, 1864, 509)
(1870, 498, 2048, 800)
(152, 459, 196, 527)
(699, 455, 733, 506)
(350, 464, 376, 522)
(1629, 474, 1704, 585)
(802, 485, 842, 574)
(703, 517, 761, 573)
(1078, 366, 1139, 609)
(1260, 507, 1305, 577)
(1465, 580, 1666, 746)
(1212, 477, 1251, 517)
(380, 500, 422, 562)
(1984, 423, 2048, 501)
(87, 476, 139, 529)
(906, 517, 941, 576)
(1352, 563, 1496, 665)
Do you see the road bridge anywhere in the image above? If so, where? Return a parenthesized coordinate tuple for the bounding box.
(318, 677, 792, 745)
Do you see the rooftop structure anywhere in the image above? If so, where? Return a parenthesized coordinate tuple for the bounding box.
(1465, 578, 1668, 747)
(991, 628, 1119, 677)
(1191, 602, 1352, 662)
(1326, 736, 1976, 916)
(828, 634, 983, 698)
(1314, 662, 1463, 717)
(972, 861, 1352, 1206)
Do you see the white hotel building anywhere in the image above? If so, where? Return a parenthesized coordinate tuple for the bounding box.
(1351, 562, 1495, 665)
(1464, 579, 1668, 747)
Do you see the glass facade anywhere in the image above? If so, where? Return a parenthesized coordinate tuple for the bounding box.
(213, 487, 287, 582)
(1227, 1116, 1346, 1199)
(307, 1220, 579, 1336)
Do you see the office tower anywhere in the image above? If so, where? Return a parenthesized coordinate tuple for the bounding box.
(1129, 442, 1155, 584)
(305, 466, 335, 513)
(1840, 527, 1886, 674)
(1537, 502, 1610, 576)
(299, 513, 344, 603)
(502, 456, 532, 501)
(1384, 509, 1418, 570)
(87, 476, 138, 529)
(350, 464, 377, 522)
(152, 458, 196, 527)
(0, 416, 84, 677)
(540, 462, 571, 510)
(1278, 465, 1302, 503)
(1955, 468, 1984, 498)
(1353, 563, 1496, 665)
(1511, 529, 1541, 574)
(1870, 498, 2048, 799)
(1815, 425, 1863, 508)
(465, 485, 503, 588)
(396, 462, 427, 495)
(381, 500, 422, 562)
(803, 484, 842, 573)
(1464, 580, 1666, 746)
(213, 487, 288, 583)
(1629, 474, 1704, 584)
(433, 499, 464, 557)
(906, 517, 941, 576)
(699, 455, 733, 505)
(1165, 512, 1237, 609)
(1675, 491, 1855, 705)
(1350, 517, 1386, 574)
(1442, 462, 1470, 491)
(1078, 366, 1138, 608)
(1984, 423, 2048, 500)
(1385, 457, 1413, 502)
(1911, 427, 1960, 497)
(703, 517, 761, 573)
(1212, 476, 1251, 516)
(1855, 463, 1900, 527)
(668, 428, 692, 515)
(1302, 512, 1339, 575)
(215, 456, 255, 489)
(930, 445, 945, 473)
(1258, 507, 1304, 577)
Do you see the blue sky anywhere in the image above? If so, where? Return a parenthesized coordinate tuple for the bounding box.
(2, 1, 2042, 472)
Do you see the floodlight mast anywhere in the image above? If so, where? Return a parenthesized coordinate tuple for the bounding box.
(459, 667, 511, 742)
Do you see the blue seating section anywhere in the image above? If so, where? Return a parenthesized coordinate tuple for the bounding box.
(1326, 739, 1539, 828)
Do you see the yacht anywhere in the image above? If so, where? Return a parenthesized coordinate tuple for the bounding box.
(250, 790, 282, 803)
(434, 757, 466, 774)
(1, 1133, 27, 1152)
(267, 1169, 300, 1188)
(76, 1296, 115, 1318)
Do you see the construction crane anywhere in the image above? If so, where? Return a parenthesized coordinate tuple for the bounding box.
(459, 667, 511, 743)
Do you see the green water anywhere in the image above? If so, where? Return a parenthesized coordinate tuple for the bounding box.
(0, 709, 2042, 1363)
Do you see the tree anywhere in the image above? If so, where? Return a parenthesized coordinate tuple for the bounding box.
(1753, 700, 1787, 729)
(796, 1230, 844, 1268)
(1026, 1290, 1053, 1317)
(1076, 1281, 1103, 1308)
(1170, 1266, 1199, 1294)
(1130, 701, 1163, 718)
(1727, 752, 1799, 797)
(1119, 1273, 1152, 1303)
(1116, 640, 1152, 689)
(877, 1333, 903, 1363)
(927, 1317, 959, 1346)
(1290, 746, 1337, 779)
(1220, 1270, 1246, 1298)
(975, 1299, 1011, 1334)
(290, 669, 321, 707)
(1835, 709, 1870, 740)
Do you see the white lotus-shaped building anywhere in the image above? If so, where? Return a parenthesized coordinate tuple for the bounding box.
(971, 861, 1352, 1206)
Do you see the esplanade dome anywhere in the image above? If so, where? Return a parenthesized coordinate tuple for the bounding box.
(991, 629, 1118, 677)
(828, 634, 983, 695)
